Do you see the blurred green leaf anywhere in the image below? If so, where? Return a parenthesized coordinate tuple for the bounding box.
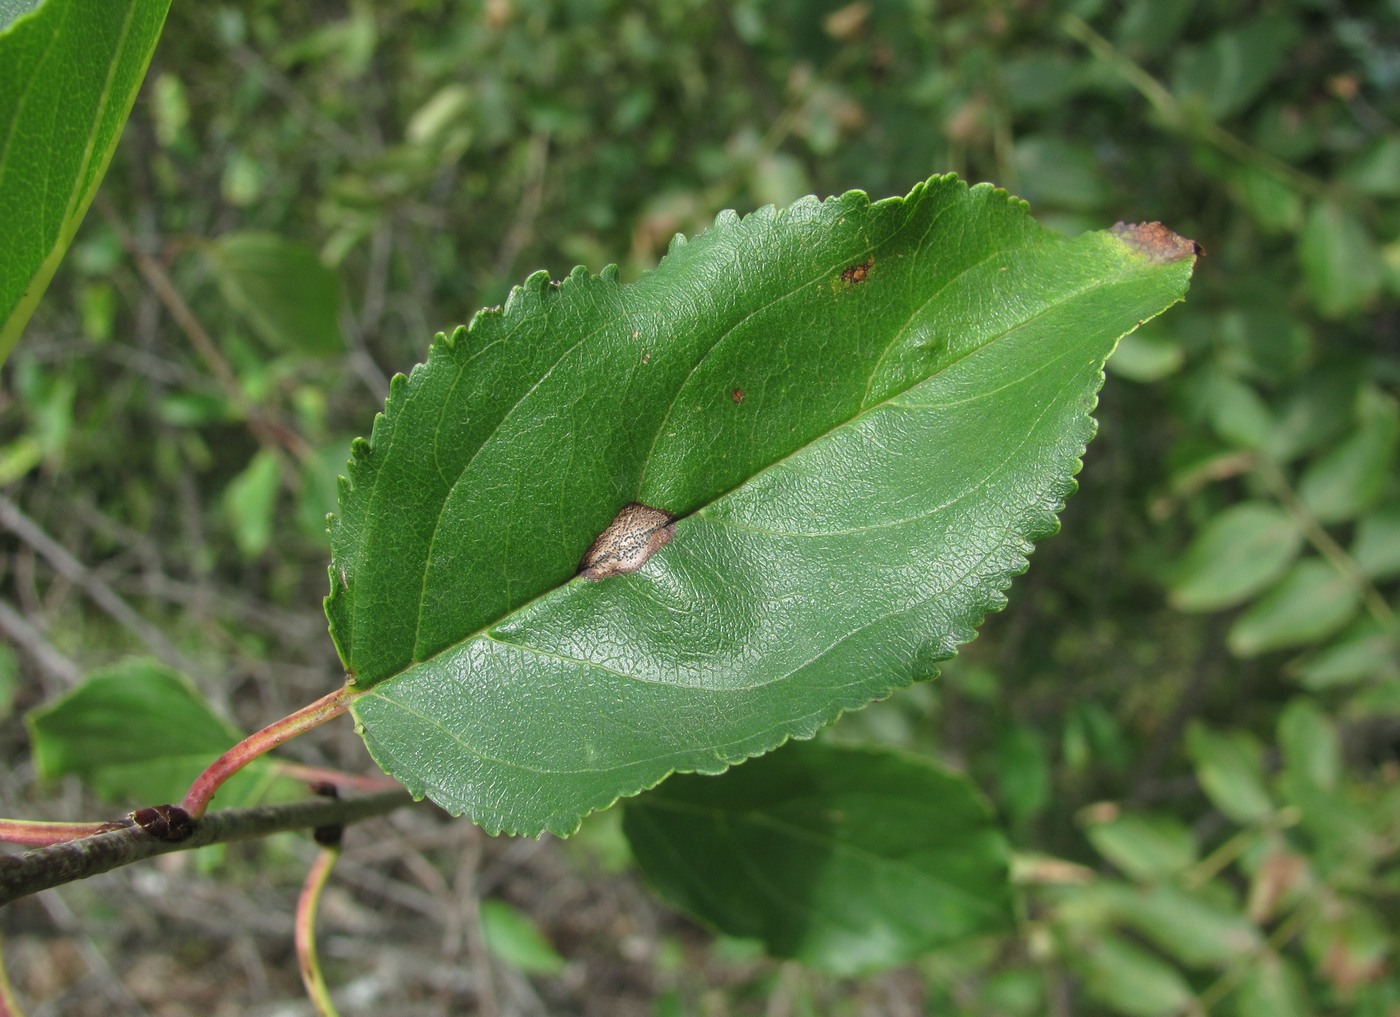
(1297, 393, 1399, 524)
(996, 722, 1051, 827)
(1077, 935, 1197, 1017)
(479, 899, 567, 977)
(223, 448, 281, 559)
(1228, 559, 1361, 657)
(205, 232, 344, 355)
(1295, 619, 1400, 690)
(25, 658, 268, 807)
(623, 742, 1014, 974)
(0, 643, 17, 723)
(1298, 200, 1381, 319)
(1186, 724, 1273, 824)
(1084, 813, 1197, 882)
(1172, 14, 1300, 119)
(1168, 502, 1303, 612)
(1106, 329, 1183, 382)
(0, 0, 171, 363)
(1103, 883, 1262, 968)
(1352, 505, 1400, 580)
(1277, 698, 1339, 792)
(1238, 953, 1315, 1017)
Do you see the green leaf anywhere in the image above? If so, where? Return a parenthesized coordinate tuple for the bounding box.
(329, 177, 1195, 836)
(25, 658, 269, 807)
(223, 448, 281, 559)
(1294, 619, 1400, 690)
(0, 642, 17, 722)
(1076, 935, 1196, 1017)
(0, 0, 171, 363)
(478, 900, 566, 976)
(1168, 502, 1303, 612)
(1297, 392, 1399, 524)
(1277, 697, 1339, 792)
(1298, 200, 1381, 319)
(1101, 883, 1261, 968)
(1227, 559, 1360, 657)
(1352, 505, 1400, 580)
(1238, 953, 1315, 1017)
(622, 742, 1013, 974)
(1084, 813, 1197, 882)
(1171, 14, 1300, 120)
(204, 232, 344, 355)
(1185, 723, 1273, 824)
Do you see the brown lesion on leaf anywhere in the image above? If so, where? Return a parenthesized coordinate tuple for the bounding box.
(839, 256, 875, 284)
(578, 503, 675, 580)
(1110, 221, 1202, 263)
(731, 387, 745, 404)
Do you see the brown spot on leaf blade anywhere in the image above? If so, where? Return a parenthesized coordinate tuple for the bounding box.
(731, 387, 745, 404)
(1111, 221, 1201, 264)
(579, 503, 675, 580)
(840, 256, 874, 284)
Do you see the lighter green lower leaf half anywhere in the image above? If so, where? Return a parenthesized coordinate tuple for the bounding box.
(335, 176, 1195, 835)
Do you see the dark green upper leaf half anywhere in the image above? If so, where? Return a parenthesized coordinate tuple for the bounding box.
(327, 176, 1196, 836)
(0, 0, 171, 363)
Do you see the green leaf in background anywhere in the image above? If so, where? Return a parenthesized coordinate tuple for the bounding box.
(1295, 618, 1400, 690)
(25, 658, 269, 807)
(1186, 723, 1273, 824)
(1228, 559, 1361, 657)
(1277, 698, 1340, 792)
(1297, 391, 1399, 524)
(622, 742, 1013, 974)
(1352, 505, 1400, 580)
(1298, 199, 1381, 319)
(1168, 502, 1303, 612)
(0, 0, 171, 363)
(223, 447, 281, 559)
(478, 899, 567, 977)
(329, 176, 1195, 836)
(1100, 883, 1261, 969)
(204, 232, 344, 355)
(1076, 935, 1196, 1017)
(1237, 953, 1315, 1017)
(0, 642, 17, 722)
(1084, 813, 1197, 882)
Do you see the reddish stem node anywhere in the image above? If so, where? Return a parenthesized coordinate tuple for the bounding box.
(182, 685, 355, 819)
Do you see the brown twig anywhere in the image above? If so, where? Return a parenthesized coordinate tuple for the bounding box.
(0, 789, 413, 907)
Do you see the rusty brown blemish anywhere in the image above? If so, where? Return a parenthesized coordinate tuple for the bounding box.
(840, 256, 874, 284)
(579, 503, 675, 580)
(731, 387, 745, 404)
(1110, 221, 1202, 264)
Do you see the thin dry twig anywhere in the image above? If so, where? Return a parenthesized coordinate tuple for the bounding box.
(0, 496, 190, 675)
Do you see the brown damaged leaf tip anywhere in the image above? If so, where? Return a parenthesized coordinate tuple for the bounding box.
(579, 503, 675, 580)
(1110, 221, 1202, 263)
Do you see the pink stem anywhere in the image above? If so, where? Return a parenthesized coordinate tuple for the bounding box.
(270, 761, 403, 794)
(0, 818, 127, 847)
(182, 686, 355, 819)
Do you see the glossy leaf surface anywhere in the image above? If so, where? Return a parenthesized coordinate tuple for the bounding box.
(327, 176, 1195, 835)
(0, 0, 171, 361)
(623, 742, 1013, 973)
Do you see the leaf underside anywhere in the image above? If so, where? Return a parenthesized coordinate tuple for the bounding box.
(327, 174, 1194, 836)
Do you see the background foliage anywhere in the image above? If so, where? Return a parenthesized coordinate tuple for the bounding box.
(0, 1, 1396, 1015)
